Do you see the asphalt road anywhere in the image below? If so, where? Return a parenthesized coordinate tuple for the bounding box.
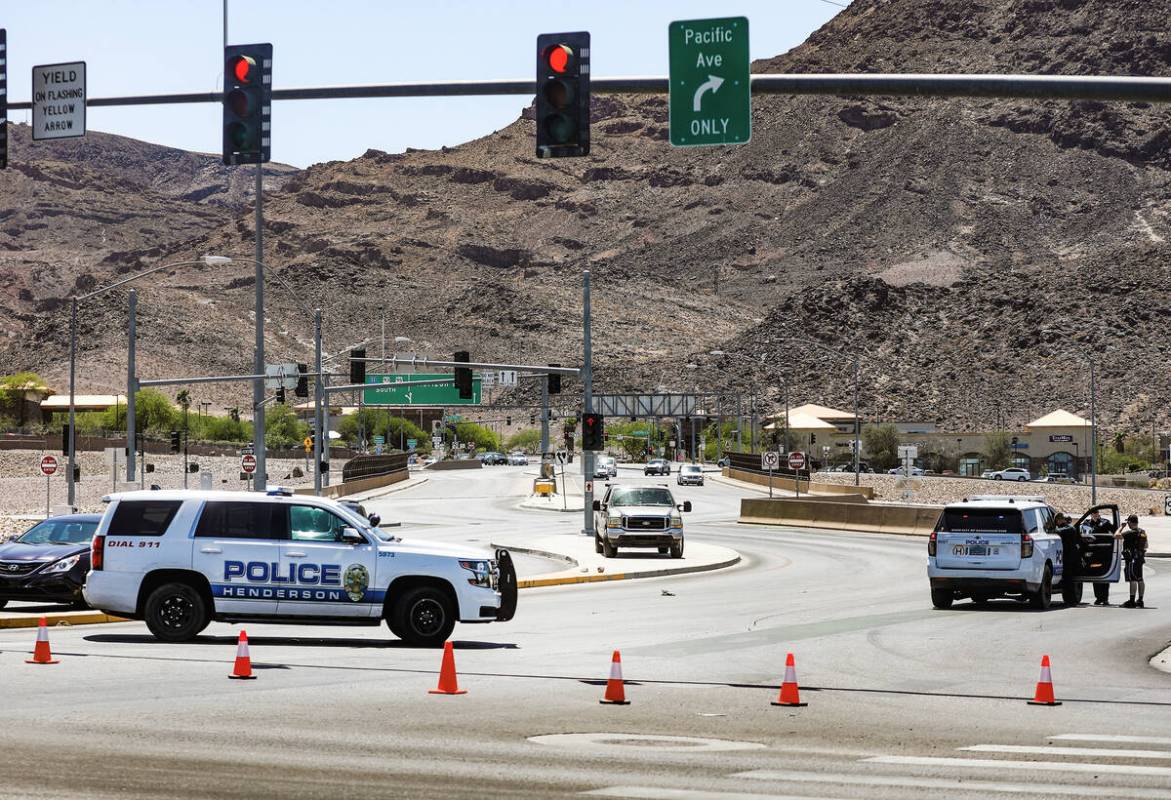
(0, 464, 1168, 799)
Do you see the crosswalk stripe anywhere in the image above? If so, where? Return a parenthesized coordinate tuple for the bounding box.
(582, 788, 844, 800)
(962, 744, 1171, 760)
(1051, 734, 1171, 746)
(734, 769, 1170, 798)
(865, 755, 1171, 778)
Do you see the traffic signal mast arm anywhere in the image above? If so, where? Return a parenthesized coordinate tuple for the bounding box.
(348, 355, 581, 376)
(11, 73, 1171, 110)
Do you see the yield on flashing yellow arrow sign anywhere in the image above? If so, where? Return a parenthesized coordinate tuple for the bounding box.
(669, 16, 750, 147)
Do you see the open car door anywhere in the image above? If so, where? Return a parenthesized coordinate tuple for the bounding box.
(1074, 503, 1122, 583)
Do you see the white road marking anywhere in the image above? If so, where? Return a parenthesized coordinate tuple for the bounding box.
(735, 769, 1171, 798)
(583, 789, 843, 800)
(1051, 734, 1171, 746)
(962, 744, 1171, 760)
(864, 755, 1171, 778)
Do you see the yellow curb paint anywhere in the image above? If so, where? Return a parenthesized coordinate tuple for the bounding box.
(0, 612, 128, 629)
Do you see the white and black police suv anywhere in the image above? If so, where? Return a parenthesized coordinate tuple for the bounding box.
(83, 489, 517, 646)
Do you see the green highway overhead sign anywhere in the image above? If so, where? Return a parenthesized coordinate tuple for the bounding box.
(363, 374, 482, 406)
(668, 16, 750, 147)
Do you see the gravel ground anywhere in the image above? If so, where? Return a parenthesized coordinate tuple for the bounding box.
(0, 449, 329, 540)
(813, 471, 1168, 517)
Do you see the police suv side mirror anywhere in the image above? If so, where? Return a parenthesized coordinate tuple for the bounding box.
(340, 527, 364, 544)
(680, 501, 692, 513)
(592, 500, 601, 512)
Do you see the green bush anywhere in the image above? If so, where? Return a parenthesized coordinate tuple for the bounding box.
(862, 423, 900, 470)
(505, 428, 541, 453)
(265, 404, 308, 449)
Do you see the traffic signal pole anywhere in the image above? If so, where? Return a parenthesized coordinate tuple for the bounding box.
(313, 307, 323, 497)
(582, 270, 594, 538)
(540, 376, 550, 455)
(252, 164, 266, 491)
(126, 289, 136, 484)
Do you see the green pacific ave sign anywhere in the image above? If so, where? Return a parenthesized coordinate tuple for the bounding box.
(668, 17, 751, 147)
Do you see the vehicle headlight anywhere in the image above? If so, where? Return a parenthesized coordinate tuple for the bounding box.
(606, 516, 622, 529)
(44, 554, 82, 573)
(458, 560, 492, 588)
(671, 515, 683, 528)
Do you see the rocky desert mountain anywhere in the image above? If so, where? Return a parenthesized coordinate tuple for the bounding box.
(2, 0, 1170, 432)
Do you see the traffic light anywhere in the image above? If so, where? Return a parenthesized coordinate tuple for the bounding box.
(530, 413, 536, 425)
(547, 364, 561, 395)
(61, 423, 70, 455)
(275, 386, 286, 404)
(169, 430, 181, 453)
(810, 434, 816, 444)
(295, 363, 309, 398)
(222, 43, 272, 165)
(0, 30, 7, 170)
(582, 413, 604, 451)
(535, 32, 590, 158)
(506, 416, 511, 426)
(349, 347, 366, 384)
(454, 351, 472, 399)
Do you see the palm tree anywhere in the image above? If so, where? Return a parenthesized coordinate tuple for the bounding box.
(176, 390, 191, 433)
(1112, 430, 1126, 454)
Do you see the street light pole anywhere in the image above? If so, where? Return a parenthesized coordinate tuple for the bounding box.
(252, 168, 267, 492)
(582, 270, 595, 538)
(1090, 357, 1097, 504)
(67, 297, 78, 509)
(313, 308, 324, 496)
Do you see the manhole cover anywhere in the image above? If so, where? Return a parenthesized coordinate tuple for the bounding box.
(528, 733, 766, 752)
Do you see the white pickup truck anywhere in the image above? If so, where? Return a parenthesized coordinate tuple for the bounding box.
(927, 496, 1120, 609)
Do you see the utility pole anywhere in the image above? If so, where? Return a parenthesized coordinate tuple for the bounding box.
(252, 164, 266, 491)
(853, 356, 861, 486)
(1090, 358, 1098, 504)
(540, 374, 550, 455)
(716, 395, 723, 462)
(582, 270, 595, 538)
(313, 308, 323, 496)
(126, 289, 137, 484)
(736, 393, 743, 452)
(67, 297, 77, 509)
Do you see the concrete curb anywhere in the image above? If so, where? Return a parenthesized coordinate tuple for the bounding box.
(0, 610, 128, 629)
(490, 541, 741, 589)
(347, 477, 429, 502)
(516, 496, 585, 513)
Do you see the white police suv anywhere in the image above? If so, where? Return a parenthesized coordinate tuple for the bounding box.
(83, 489, 517, 646)
(927, 496, 1120, 609)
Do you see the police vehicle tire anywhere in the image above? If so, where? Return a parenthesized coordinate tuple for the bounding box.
(391, 586, 455, 647)
(930, 589, 953, 609)
(602, 538, 617, 559)
(1061, 581, 1083, 607)
(144, 582, 209, 642)
(1030, 566, 1053, 610)
(670, 539, 684, 559)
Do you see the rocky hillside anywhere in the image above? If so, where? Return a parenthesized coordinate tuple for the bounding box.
(3, 0, 1171, 433)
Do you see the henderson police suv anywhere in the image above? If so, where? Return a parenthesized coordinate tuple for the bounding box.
(83, 489, 516, 646)
(927, 495, 1121, 610)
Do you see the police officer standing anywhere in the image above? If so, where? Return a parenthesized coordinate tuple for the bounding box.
(1053, 513, 1084, 602)
(1116, 514, 1148, 608)
(1084, 509, 1117, 605)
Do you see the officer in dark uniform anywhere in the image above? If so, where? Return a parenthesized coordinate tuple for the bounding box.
(1053, 513, 1084, 592)
(1116, 515, 1148, 608)
(1083, 509, 1117, 605)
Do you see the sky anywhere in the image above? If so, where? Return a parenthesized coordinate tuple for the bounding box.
(5, 1, 847, 168)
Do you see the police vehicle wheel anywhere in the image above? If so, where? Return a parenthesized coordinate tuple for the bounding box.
(670, 539, 684, 559)
(392, 586, 455, 647)
(602, 538, 617, 559)
(1061, 581, 1083, 607)
(1030, 566, 1053, 610)
(930, 589, 953, 609)
(144, 582, 208, 642)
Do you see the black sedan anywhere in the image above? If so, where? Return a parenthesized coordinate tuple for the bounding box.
(0, 514, 102, 609)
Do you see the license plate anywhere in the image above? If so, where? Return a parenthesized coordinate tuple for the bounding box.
(952, 544, 998, 557)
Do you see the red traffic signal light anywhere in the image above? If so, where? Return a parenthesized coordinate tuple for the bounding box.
(582, 413, 604, 451)
(536, 32, 589, 158)
(231, 54, 255, 83)
(222, 43, 272, 165)
(545, 44, 571, 73)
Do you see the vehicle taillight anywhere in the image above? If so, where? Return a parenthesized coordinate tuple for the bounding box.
(928, 530, 937, 557)
(1021, 533, 1033, 559)
(92, 535, 105, 570)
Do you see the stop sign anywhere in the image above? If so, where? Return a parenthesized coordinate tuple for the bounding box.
(241, 453, 257, 474)
(787, 451, 806, 471)
(40, 455, 59, 476)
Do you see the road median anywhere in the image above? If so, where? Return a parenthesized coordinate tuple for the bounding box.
(0, 608, 128, 629)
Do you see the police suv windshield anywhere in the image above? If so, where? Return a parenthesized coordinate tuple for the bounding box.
(17, 518, 98, 545)
(610, 488, 673, 507)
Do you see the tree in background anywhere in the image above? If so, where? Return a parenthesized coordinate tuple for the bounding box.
(0, 372, 46, 427)
(265, 403, 308, 449)
(133, 389, 178, 433)
(176, 390, 192, 432)
(606, 420, 653, 462)
(455, 421, 500, 452)
(983, 432, 1012, 470)
(505, 429, 541, 453)
(862, 423, 900, 470)
(704, 420, 741, 460)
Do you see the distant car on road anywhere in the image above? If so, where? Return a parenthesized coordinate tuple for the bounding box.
(988, 467, 1031, 482)
(592, 484, 691, 559)
(1032, 474, 1075, 484)
(593, 456, 617, 479)
(0, 513, 102, 609)
(477, 451, 507, 465)
(717, 456, 731, 468)
(677, 464, 705, 486)
(507, 452, 528, 466)
(888, 466, 925, 476)
(644, 458, 671, 476)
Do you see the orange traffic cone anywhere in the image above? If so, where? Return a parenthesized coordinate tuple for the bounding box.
(771, 652, 808, 707)
(429, 641, 467, 695)
(1027, 654, 1061, 706)
(228, 630, 257, 680)
(25, 617, 59, 665)
(600, 650, 631, 705)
